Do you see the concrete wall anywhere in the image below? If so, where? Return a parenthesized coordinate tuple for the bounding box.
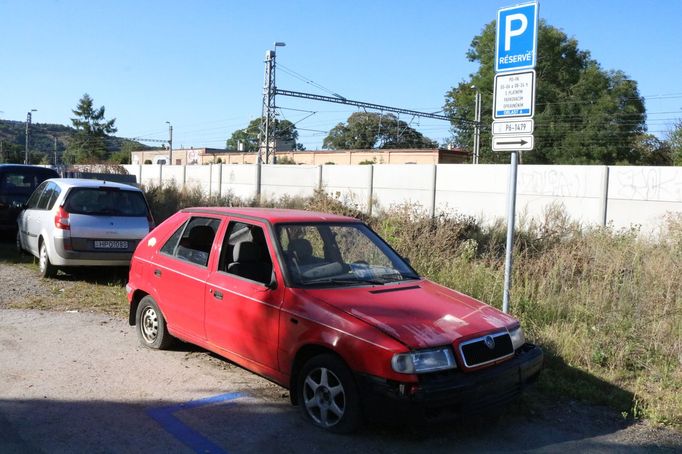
(321, 165, 373, 211)
(123, 163, 682, 232)
(260, 165, 320, 200)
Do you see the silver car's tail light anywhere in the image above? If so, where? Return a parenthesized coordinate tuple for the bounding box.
(54, 206, 70, 230)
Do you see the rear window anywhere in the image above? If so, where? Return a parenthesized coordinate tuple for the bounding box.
(64, 187, 149, 217)
(0, 171, 52, 196)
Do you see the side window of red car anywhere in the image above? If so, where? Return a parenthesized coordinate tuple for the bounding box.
(218, 221, 273, 285)
(160, 216, 221, 267)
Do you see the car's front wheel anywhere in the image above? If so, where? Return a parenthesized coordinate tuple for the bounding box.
(135, 296, 174, 350)
(39, 241, 57, 278)
(297, 354, 362, 434)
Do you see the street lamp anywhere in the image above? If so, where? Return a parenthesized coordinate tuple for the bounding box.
(470, 86, 482, 164)
(25, 109, 37, 164)
(166, 121, 173, 164)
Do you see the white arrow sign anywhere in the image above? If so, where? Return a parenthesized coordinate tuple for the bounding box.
(492, 134, 534, 151)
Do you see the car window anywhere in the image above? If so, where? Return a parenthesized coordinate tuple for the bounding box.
(160, 216, 221, 267)
(276, 222, 418, 287)
(64, 187, 149, 216)
(219, 221, 273, 285)
(45, 184, 62, 210)
(277, 225, 325, 261)
(26, 181, 48, 209)
(36, 183, 57, 210)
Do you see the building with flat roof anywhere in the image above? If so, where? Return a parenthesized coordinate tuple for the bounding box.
(130, 147, 470, 166)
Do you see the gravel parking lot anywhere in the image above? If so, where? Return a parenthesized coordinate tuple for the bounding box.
(1, 260, 681, 453)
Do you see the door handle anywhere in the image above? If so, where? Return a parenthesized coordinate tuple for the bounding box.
(154, 269, 162, 277)
(213, 290, 223, 300)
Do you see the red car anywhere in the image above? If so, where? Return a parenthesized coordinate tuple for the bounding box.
(126, 207, 542, 433)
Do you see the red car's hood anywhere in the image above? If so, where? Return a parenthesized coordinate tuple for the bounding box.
(302, 280, 517, 349)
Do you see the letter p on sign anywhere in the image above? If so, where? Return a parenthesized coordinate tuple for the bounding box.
(496, 2, 538, 73)
(505, 14, 528, 51)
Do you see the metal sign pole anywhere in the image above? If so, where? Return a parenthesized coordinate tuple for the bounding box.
(502, 150, 518, 313)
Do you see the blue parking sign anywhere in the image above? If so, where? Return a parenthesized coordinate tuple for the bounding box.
(496, 2, 539, 73)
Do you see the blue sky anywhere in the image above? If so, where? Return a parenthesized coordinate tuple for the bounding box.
(1, 0, 681, 150)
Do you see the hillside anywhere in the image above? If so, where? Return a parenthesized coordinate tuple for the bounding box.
(0, 119, 151, 164)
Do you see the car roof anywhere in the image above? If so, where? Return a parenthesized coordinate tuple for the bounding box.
(0, 164, 59, 174)
(46, 178, 142, 191)
(181, 207, 359, 224)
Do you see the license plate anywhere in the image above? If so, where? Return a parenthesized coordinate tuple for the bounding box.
(94, 240, 129, 249)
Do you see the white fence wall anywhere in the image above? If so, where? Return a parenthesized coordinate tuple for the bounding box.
(321, 165, 373, 211)
(260, 165, 320, 201)
(220, 165, 259, 200)
(373, 165, 437, 214)
(123, 163, 682, 232)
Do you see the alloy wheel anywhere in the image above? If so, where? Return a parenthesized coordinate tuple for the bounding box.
(302, 367, 346, 428)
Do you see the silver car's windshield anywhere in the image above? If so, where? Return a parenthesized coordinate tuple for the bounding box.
(276, 222, 418, 287)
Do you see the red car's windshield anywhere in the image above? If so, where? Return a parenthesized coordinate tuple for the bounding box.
(275, 222, 419, 287)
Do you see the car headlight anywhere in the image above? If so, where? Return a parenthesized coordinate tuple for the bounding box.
(509, 326, 525, 350)
(391, 347, 456, 374)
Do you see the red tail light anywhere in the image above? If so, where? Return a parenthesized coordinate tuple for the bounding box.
(147, 211, 155, 231)
(55, 206, 70, 230)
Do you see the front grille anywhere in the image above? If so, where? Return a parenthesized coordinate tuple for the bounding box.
(459, 332, 513, 368)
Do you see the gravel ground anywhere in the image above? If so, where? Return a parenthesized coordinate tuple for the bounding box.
(0, 260, 681, 453)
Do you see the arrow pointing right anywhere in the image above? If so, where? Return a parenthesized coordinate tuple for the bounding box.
(498, 139, 527, 146)
(492, 134, 534, 152)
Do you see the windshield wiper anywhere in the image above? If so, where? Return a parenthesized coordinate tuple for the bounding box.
(303, 277, 386, 286)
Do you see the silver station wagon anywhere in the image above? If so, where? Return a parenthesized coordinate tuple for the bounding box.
(17, 179, 154, 277)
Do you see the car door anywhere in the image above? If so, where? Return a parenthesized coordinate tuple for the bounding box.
(151, 215, 223, 342)
(205, 218, 284, 369)
(19, 181, 51, 255)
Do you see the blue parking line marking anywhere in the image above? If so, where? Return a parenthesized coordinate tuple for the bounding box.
(147, 392, 246, 454)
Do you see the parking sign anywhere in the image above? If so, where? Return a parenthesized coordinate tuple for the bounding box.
(495, 2, 539, 72)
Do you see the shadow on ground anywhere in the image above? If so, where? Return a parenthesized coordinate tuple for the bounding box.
(1, 391, 679, 454)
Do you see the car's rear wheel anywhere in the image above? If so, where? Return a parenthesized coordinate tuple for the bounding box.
(136, 296, 174, 350)
(297, 354, 362, 434)
(39, 241, 57, 278)
(16, 231, 25, 255)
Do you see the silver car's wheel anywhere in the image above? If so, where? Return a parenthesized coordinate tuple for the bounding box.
(39, 241, 57, 278)
(297, 354, 361, 433)
(135, 296, 174, 350)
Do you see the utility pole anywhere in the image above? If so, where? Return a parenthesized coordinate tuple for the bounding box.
(25, 109, 37, 164)
(260, 42, 285, 164)
(53, 136, 58, 166)
(166, 121, 173, 164)
(471, 86, 482, 164)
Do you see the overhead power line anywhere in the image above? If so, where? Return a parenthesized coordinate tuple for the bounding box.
(274, 89, 473, 124)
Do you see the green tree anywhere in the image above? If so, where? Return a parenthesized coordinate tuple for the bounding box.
(630, 133, 672, 166)
(226, 118, 303, 151)
(109, 140, 137, 164)
(323, 112, 437, 150)
(64, 93, 117, 163)
(444, 21, 646, 164)
(668, 121, 682, 165)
